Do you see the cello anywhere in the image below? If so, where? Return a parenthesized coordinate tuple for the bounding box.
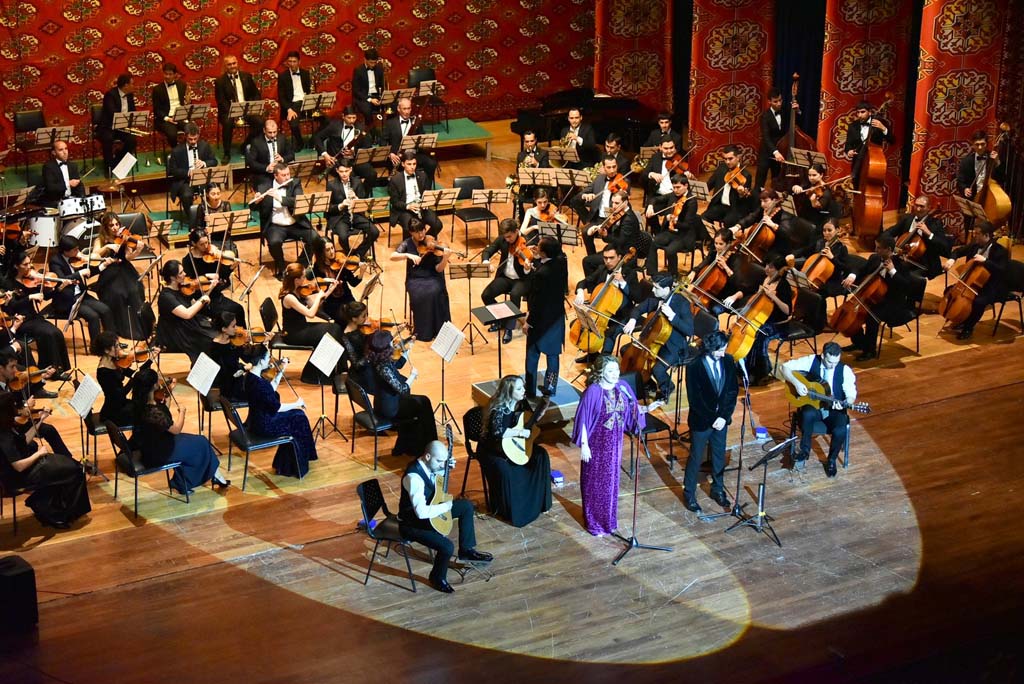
(851, 94, 893, 249)
(725, 265, 793, 361)
(568, 248, 636, 354)
(619, 281, 685, 382)
(800, 225, 846, 290)
(774, 73, 818, 187)
(828, 260, 888, 338)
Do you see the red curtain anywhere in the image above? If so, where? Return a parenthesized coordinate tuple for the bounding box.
(0, 0, 595, 144)
(907, 0, 1009, 240)
(687, 0, 776, 175)
(593, 0, 673, 111)
(816, 0, 912, 209)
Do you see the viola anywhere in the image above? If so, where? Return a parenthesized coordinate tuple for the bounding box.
(328, 255, 365, 273)
(416, 235, 466, 258)
(261, 356, 290, 382)
(14, 406, 47, 427)
(8, 365, 53, 392)
(666, 193, 690, 230)
(535, 205, 568, 225)
(587, 200, 629, 237)
(113, 233, 140, 251)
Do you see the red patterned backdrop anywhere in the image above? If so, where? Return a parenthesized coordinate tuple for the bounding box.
(815, 0, 911, 210)
(593, 0, 672, 112)
(687, 0, 775, 176)
(908, 0, 1008, 240)
(0, 0, 595, 145)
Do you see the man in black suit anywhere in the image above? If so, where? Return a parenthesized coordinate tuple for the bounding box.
(256, 162, 317, 278)
(755, 88, 785, 193)
(642, 138, 682, 229)
(956, 129, 1005, 199)
(602, 133, 631, 179)
(683, 330, 738, 514)
(167, 123, 218, 217)
(581, 190, 640, 278)
(277, 51, 311, 150)
(480, 218, 532, 344)
(388, 150, 441, 239)
(311, 105, 376, 190)
(621, 273, 695, 401)
(245, 119, 294, 187)
(152, 62, 190, 151)
(840, 234, 915, 361)
(325, 161, 378, 259)
(642, 112, 683, 149)
(701, 145, 754, 227)
(40, 140, 85, 208)
(97, 73, 137, 174)
(47, 235, 114, 341)
(645, 174, 700, 276)
(572, 244, 642, 361)
(844, 100, 894, 186)
(559, 107, 596, 170)
(351, 48, 385, 129)
(214, 55, 263, 164)
(514, 130, 550, 218)
(573, 155, 620, 239)
(879, 195, 950, 279)
(942, 221, 1009, 340)
(382, 96, 437, 181)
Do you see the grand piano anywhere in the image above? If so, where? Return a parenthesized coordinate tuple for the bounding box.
(509, 87, 657, 154)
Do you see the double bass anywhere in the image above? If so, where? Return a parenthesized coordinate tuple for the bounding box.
(774, 73, 818, 187)
(851, 93, 893, 249)
(568, 248, 636, 354)
(973, 123, 1013, 229)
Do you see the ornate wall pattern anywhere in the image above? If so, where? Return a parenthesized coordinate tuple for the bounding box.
(593, 0, 673, 111)
(687, 0, 775, 175)
(0, 0, 595, 143)
(816, 0, 911, 210)
(908, 0, 1007, 239)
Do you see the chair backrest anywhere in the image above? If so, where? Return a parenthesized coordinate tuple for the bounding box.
(218, 395, 245, 433)
(908, 273, 928, 307)
(462, 406, 483, 456)
(90, 104, 104, 129)
(187, 204, 200, 228)
(634, 223, 653, 255)
(452, 175, 483, 201)
(117, 212, 149, 236)
(408, 67, 436, 89)
(356, 478, 387, 527)
(103, 419, 137, 474)
(693, 308, 720, 339)
(345, 376, 374, 414)
(792, 287, 826, 333)
(14, 110, 45, 135)
(1006, 259, 1024, 293)
(259, 297, 279, 332)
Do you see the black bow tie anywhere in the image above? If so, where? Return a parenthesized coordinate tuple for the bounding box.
(57, 161, 66, 166)
(977, 155, 987, 161)
(189, 147, 197, 152)
(406, 174, 415, 180)
(343, 125, 352, 130)
(401, 119, 410, 125)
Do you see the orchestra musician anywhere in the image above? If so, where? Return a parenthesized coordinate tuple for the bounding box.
(725, 256, 793, 385)
(559, 107, 596, 169)
(206, 312, 248, 403)
(40, 140, 86, 208)
(701, 145, 753, 227)
(573, 155, 622, 242)
(190, 185, 236, 245)
(91, 330, 145, 427)
(957, 130, 1004, 199)
(3, 253, 73, 379)
(167, 123, 218, 219)
(942, 221, 1008, 340)
(514, 131, 550, 218)
(879, 195, 950, 279)
(181, 229, 246, 329)
(325, 160, 379, 259)
(645, 173, 699, 276)
(620, 273, 695, 401)
(840, 235, 915, 361)
(388, 150, 443, 240)
(311, 236, 363, 325)
(313, 105, 377, 190)
(245, 119, 295, 188)
(781, 341, 857, 477)
(151, 62, 191, 152)
(682, 330, 738, 514)
(519, 189, 568, 236)
(351, 48, 386, 131)
(642, 138, 684, 230)
(383, 96, 437, 181)
(214, 55, 264, 164)
(398, 440, 493, 594)
(642, 112, 683, 149)
(523, 235, 568, 397)
(728, 189, 800, 260)
(790, 163, 841, 231)
(756, 88, 786, 193)
(97, 73, 137, 174)
(277, 51, 311, 150)
(581, 190, 641, 278)
(602, 133, 631, 179)
(573, 244, 642, 364)
(93, 213, 155, 341)
(0, 352, 58, 425)
(692, 228, 744, 314)
(0, 315, 53, 398)
(789, 219, 849, 297)
(844, 100, 894, 187)
(481, 219, 533, 344)
(339, 301, 374, 391)
(390, 218, 451, 342)
(278, 262, 345, 383)
(255, 162, 318, 279)
(47, 235, 115, 342)
(155, 259, 216, 363)
(364, 330, 438, 457)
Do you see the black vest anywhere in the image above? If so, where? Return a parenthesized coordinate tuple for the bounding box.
(809, 356, 847, 404)
(398, 459, 435, 525)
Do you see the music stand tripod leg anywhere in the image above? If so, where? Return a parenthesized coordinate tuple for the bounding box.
(432, 361, 461, 433)
(612, 432, 673, 565)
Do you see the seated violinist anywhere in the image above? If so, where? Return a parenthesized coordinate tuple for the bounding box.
(481, 219, 532, 344)
(92, 330, 149, 427)
(581, 190, 641, 278)
(3, 253, 72, 381)
(839, 235, 914, 361)
(93, 212, 154, 341)
(722, 256, 792, 384)
(0, 353, 65, 455)
(389, 218, 452, 342)
(701, 145, 753, 227)
(278, 262, 345, 383)
(791, 163, 841, 232)
(155, 259, 216, 364)
(645, 173, 699, 276)
(47, 235, 115, 342)
(311, 236, 365, 325)
(879, 195, 950, 279)
(728, 189, 799, 261)
(340, 301, 375, 392)
(572, 245, 642, 364)
(942, 221, 1008, 340)
(574, 155, 621, 247)
(364, 330, 437, 457)
(643, 139, 686, 226)
(207, 312, 250, 403)
(620, 273, 694, 401)
(788, 219, 849, 298)
(519, 189, 568, 236)
(182, 229, 246, 329)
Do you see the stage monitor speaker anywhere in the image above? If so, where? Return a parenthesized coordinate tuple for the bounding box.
(0, 555, 39, 632)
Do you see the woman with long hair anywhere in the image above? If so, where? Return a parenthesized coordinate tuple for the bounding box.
(311, 236, 363, 325)
(91, 329, 146, 427)
(206, 311, 247, 402)
(93, 212, 155, 341)
(340, 300, 374, 392)
(154, 259, 216, 363)
(278, 262, 344, 383)
(365, 330, 436, 457)
(389, 218, 451, 341)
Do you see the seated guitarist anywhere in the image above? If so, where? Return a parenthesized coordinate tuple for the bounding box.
(780, 341, 858, 478)
(399, 440, 494, 594)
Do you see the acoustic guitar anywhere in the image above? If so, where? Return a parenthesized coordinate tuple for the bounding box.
(501, 397, 551, 466)
(784, 371, 871, 414)
(428, 423, 455, 535)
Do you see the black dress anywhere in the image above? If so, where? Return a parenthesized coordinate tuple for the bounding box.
(395, 238, 450, 341)
(155, 288, 216, 362)
(182, 252, 246, 328)
(0, 430, 91, 528)
(96, 365, 139, 426)
(281, 300, 343, 383)
(95, 256, 155, 341)
(207, 340, 246, 401)
(340, 327, 374, 392)
(479, 401, 552, 527)
(369, 356, 437, 457)
(312, 264, 360, 325)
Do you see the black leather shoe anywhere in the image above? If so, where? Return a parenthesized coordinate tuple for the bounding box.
(431, 578, 455, 593)
(824, 460, 838, 478)
(56, 371, 72, 382)
(855, 350, 877, 361)
(957, 327, 974, 340)
(683, 495, 702, 513)
(33, 389, 58, 399)
(711, 490, 731, 509)
(487, 322, 501, 333)
(502, 329, 513, 344)
(458, 548, 493, 563)
(841, 343, 859, 352)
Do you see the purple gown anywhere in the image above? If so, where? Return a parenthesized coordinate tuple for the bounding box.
(571, 380, 644, 535)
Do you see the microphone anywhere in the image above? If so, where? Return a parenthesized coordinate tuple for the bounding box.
(737, 356, 749, 384)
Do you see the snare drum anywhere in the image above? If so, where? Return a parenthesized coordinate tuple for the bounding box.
(25, 216, 56, 247)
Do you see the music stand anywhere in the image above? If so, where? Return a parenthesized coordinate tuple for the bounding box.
(638, 146, 660, 163)
(354, 146, 390, 167)
(206, 209, 252, 243)
(449, 263, 491, 354)
(415, 81, 448, 131)
(538, 220, 579, 246)
(612, 421, 673, 565)
(287, 159, 320, 188)
(552, 166, 588, 213)
(149, 219, 174, 252)
(429, 322, 465, 432)
(171, 103, 210, 127)
(61, 291, 88, 369)
(547, 147, 581, 168)
(780, 195, 798, 216)
(349, 196, 391, 246)
(788, 147, 827, 172)
(688, 180, 711, 202)
(518, 167, 556, 189)
(34, 126, 74, 148)
(400, 132, 438, 159)
(421, 187, 459, 234)
(294, 191, 332, 233)
(307, 332, 347, 442)
(227, 99, 270, 123)
(301, 92, 337, 127)
(471, 301, 524, 376)
(725, 435, 799, 547)
(953, 195, 988, 221)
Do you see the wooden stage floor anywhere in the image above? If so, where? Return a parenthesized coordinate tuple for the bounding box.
(2, 121, 1023, 683)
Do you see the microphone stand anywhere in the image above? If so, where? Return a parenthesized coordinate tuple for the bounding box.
(725, 435, 799, 547)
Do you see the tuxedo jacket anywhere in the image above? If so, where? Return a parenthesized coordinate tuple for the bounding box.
(47, 251, 93, 314)
(642, 128, 682, 149)
(706, 163, 754, 214)
(686, 353, 738, 432)
(167, 140, 218, 194)
(843, 121, 894, 155)
(255, 178, 312, 230)
(558, 123, 597, 164)
(277, 68, 312, 113)
(951, 240, 1009, 297)
(152, 80, 189, 123)
(880, 214, 950, 278)
(526, 255, 569, 334)
(311, 118, 369, 158)
(481, 234, 528, 280)
(642, 152, 683, 197)
(387, 169, 432, 223)
(382, 115, 425, 155)
(326, 176, 368, 218)
(99, 88, 136, 131)
(352, 64, 386, 103)
(955, 154, 1005, 195)
(651, 194, 700, 240)
(759, 107, 785, 159)
(214, 71, 261, 121)
(516, 146, 550, 168)
(40, 159, 85, 207)
(245, 136, 295, 181)
(856, 253, 915, 312)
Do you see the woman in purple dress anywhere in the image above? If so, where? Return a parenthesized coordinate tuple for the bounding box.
(571, 355, 644, 536)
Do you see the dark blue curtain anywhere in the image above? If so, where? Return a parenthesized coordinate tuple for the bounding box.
(773, 0, 826, 140)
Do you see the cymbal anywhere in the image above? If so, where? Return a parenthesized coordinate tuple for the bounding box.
(98, 183, 123, 193)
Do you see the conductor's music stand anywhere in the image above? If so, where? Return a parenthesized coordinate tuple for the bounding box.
(471, 301, 524, 377)
(449, 262, 491, 354)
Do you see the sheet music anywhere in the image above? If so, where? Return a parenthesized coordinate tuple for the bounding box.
(309, 333, 344, 376)
(430, 321, 465, 364)
(112, 153, 137, 180)
(186, 353, 221, 397)
(68, 374, 102, 419)
(485, 302, 515, 320)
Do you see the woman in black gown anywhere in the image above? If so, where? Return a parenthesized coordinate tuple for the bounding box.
(206, 312, 247, 402)
(279, 262, 344, 383)
(311, 236, 363, 325)
(365, 330, 436, 457)
(3, 251, 72, 376)
(0, 393, 91, 529)
(92, 330, 146, 427)
(389, 218, 451, 341)
(155, 259, 216, 363)
(181, 229, 246, 328)
(340, 301, 374, 392)
(478, 375, 552, 527)
(93, 212, 155, 341)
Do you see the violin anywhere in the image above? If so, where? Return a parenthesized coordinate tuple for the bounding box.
(202, 249, 252, 267)
(509, 234, 535, 267)
(416, 235, 466, 258)
(229, 327, 271, 346)
(261, 356, 290, 382)
(328, 255, 365, 273)
(3, 225, 37, 242)
(113, 232, 140, 251)
(8, 365, 54, 391)
(297, 277, 337, 297)
(606, 171, 633, 194)
(663, 152, 689, 175)
(153, 377, 177, 404)
(536, 205, 568, 224)
(18, 271, 73, 290)
(115, 343, 158, 369)
(358, 318, 405, 335)
(587, 200, 629, 237)
(178, 276, 211, 297)
(14, 406, 47, 427)
(724, 166, 751, 192)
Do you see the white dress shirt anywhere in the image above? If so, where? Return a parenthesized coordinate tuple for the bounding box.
(290, 71, 305, 101)
(167, 83, 182, 116)
(783, 353, 858, 417)
(231, 74, 246, 103)
(402, 458, 452, 519)
(270, 180, 295, 226)
(367, 69, 377, 98)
